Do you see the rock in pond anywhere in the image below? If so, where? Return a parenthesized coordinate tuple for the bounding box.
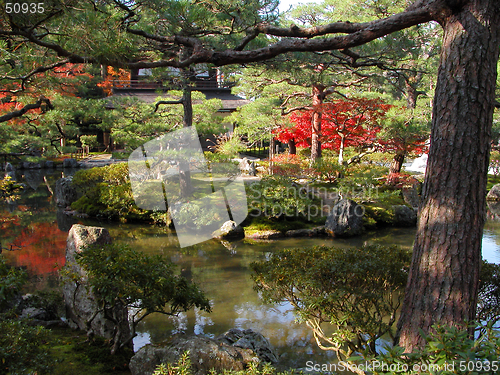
(212, 220, 245, 240)
(325, 199, 365, 237)
(55, 176, 77, 207)
(285, 227, 326, 237)
(63, 157, 78, 168)
(129, 329, 277, 375)
(487, 184, 500, 201)
(62, 224, 130, 342)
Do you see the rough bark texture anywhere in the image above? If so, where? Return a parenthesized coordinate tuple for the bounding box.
(396, 0, 500, 351)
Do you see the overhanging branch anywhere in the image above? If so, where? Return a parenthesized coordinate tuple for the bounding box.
(154, 99, 184, 112)
(0, 96, 53, 123)
(0, 2, 436, 69)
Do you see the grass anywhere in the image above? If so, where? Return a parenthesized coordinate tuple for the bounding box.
(242, 215, 326, 235)
(46, 327, 132, 375)
(487, 175, 500, 192)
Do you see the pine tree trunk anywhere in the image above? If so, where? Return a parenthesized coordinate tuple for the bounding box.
(310, 85, 324, 161)
(396, 0, 500, 352)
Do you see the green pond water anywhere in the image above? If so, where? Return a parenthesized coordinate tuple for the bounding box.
(2, 168, 500, 369)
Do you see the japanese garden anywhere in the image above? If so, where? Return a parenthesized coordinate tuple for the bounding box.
(1, 0, 500, 374)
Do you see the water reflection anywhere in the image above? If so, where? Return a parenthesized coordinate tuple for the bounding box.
(2, 168, 500, 369)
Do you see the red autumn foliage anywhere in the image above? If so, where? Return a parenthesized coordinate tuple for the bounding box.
(269, 153, 307, 176)
(6, 222, 66, 275)
(275, 98, 391, 152)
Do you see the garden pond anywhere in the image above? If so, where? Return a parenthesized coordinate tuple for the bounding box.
(2, 168, 500, 369)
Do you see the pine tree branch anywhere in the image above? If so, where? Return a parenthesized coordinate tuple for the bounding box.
(0, 96, 53, 123)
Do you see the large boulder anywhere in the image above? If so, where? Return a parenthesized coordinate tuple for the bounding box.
(238, 158, 257, 176)
(62, 225, 130, 341)
(487, 184, 500, 201)
(325, 199, 364, 237)
(217, 328, 278, 364)
(55, 176, 77, 207)
(20, 161, 41, 169)
(487, 200, 500, 221)
(285, 227, 326, 237)
(5, 162, 15, 172)
(392, 205, 417, 227)
(63, 158, 78, 168)
(129, 329, 277, 375)
(43, 160, 54, 169)
(212, 220, 245, 240)
(401, 184, 421, 209)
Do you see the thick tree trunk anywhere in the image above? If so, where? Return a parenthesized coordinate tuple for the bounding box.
(310, 85, 324, 161)
(404, 80, 418, 110)
(387, 152, 405, 185)
(396, 0, 500, 352)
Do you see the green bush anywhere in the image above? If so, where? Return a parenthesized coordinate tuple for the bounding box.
(0, 256, 27, 313)
(80, 135, 99, 149)
(350, 323, 500, 374)
(153, 352, 297, 375)
(246, 175, 318, 220)
(68, 244, 211, 354)
(0, 256, 54, 374)
(0, 320, 55, 374)
(310, 157, 344, 183)
(251, 244, 411, 361)
(71, 163, 151, 221)
(0, 176, 23, 202)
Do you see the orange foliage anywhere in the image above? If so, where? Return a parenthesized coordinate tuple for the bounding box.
(97, 66, 131, 96)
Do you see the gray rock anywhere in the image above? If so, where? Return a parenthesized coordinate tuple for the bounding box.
(239, 158, 257, 176)
(130, 329, 277, 375)
(212, 220, 245, 240)
(5, 162, 15, 172)
(402, 184, 420, 208)
(63, 158, 78, 168)
(23, 169, 43, 190)
(21, 161, 41, 169)
(487, 201, 500, 221)
(55, 176, 77, 207)
(248, 161, 257, 176)
(43, 160, 54, 169)
(487, 184, 500, 201)
(62, 225, 130, 342)
(218, 329, 278, 364)
(245, 230, 283, 240)
(285, 227, 326, 237)
(325, 199, 365, 237)
(393, 205, 417, 227)
(20, 307, 48, 320)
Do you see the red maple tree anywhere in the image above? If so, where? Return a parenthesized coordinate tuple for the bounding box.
(276, 98, 391, 165)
